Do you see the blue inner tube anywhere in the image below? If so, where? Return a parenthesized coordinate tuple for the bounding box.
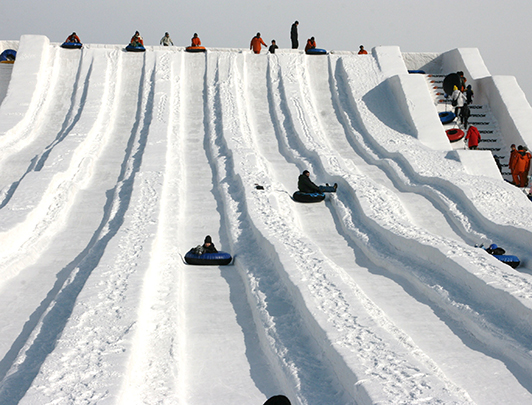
(306, 48, 327, 55)
(439, 111, 455, 124)
(61, 42, 82, 49)
(184, 250, 232, 265)
(126, 44, 146, 52)
(0, 49, 16, 62)
(293, 191, 325, 203)
(493, 255, 520, 269)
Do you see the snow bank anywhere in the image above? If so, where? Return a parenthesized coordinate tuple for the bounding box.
(0, 35, 49, 136)
(387, 74, 451, 150)
(374, 46, 451, 150)
(372, 46, 407, 77)
(455, 150, 503, 180)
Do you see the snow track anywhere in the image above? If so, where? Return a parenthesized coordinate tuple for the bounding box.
(0, 39, 531, 404)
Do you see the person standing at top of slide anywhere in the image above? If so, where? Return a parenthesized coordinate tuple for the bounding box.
(290, 21, 299, 49)
(250, 32, 267, 54)
(160, 32, 173, 46)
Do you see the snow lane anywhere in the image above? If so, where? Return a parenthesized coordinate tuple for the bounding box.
(0, 49, 156, 403)
(118, 50, 183, 404)
(170, 51, 266, 404)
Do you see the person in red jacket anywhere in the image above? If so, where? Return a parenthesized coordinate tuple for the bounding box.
(130, 31, 144, 47)
(305, 37, 316, 52)
(465, 125, 481, 150)
(66, 32, 81, 43)
(191, 33, 201, 47)
(250, 33, 267, 54)
(358, 45, 368, 54)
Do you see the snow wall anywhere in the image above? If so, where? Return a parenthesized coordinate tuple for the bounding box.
(0, 35, 49, 137)
(373, 46, 452, 152)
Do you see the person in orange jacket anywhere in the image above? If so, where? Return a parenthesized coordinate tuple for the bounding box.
(513, 146, 532, 187)
(305, 37, 316, 52)
(358, 45, 368, 54)
(131, 31, 144, 47)
(523, 146, 531, 187)
(250, 32, 267, 54)
(191, 33, 201, 47)
(66, 32, 81, 43)
(465, 125, 481, 150)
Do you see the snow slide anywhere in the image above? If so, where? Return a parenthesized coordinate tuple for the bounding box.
(0, 36, 531, 404)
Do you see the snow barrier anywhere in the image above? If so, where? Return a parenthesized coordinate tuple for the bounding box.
(374, 46, 451, 151)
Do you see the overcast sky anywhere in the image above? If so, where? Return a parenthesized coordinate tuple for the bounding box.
(2, 0, 531, 103)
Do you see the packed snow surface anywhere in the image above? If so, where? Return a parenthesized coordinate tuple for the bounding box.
(0, 36, 531, 404)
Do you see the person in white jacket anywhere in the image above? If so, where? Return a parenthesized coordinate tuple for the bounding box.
(451, 85, 467, 118)
(160, 32, 174, 46)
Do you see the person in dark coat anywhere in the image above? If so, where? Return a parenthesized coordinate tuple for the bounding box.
(290, 21, 299, 49)
(269, 40, 279, 54)
(465, 85, 474, 105)
(460, 102, 471, 129)
(298, 170, 337, 193)
(202, 235, 218, 253)
(298, 170, 321, 193)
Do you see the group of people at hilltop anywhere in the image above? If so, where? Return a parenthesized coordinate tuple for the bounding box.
(66, 20, 369, 55)
(251, 21, 368, 55)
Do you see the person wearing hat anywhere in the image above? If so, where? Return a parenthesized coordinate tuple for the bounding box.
(202, 235, 218, 253)
(290, 21, 299, 49)
(358, 45, 368, 55)
(250, 32, 267, 54)
(191, 33, 201, 47)
(66, 32, 81, 43)
(160, 32, 174, 46)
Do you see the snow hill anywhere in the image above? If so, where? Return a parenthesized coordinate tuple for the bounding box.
(0, 35, 531, 405)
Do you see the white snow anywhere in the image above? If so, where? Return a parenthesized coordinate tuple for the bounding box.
(0, 35, 531, 404)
